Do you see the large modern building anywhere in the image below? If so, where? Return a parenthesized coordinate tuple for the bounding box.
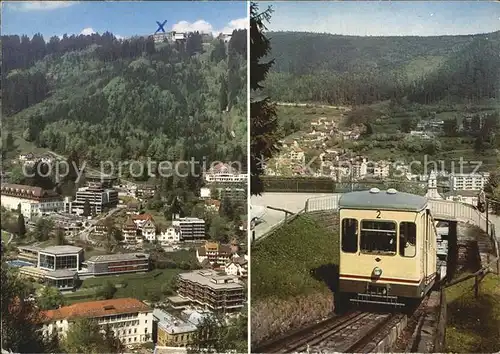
(16, 245, 84, 290)
(85, 174, 117, 189)
(64, 182, 118, 215)
(172, 217, 205, 241)
(84, 253, 150, 276)
(177, 270, 245, 311)
(41, 298, 153, 345)
(218, 187, 246, 203)
(204, 163, 247, 184)
(37, 245, 84, 271)
(1, 183, 64, 219)
(450, 172, 490, 191)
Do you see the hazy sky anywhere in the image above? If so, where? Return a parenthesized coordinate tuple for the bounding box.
(2, 1, 247, 39)
(258, 1, 500, 36)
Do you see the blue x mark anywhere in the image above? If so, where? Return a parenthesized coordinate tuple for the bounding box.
(155, 20, 167, 34)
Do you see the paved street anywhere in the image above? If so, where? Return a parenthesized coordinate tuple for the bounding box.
(250, 192, 338, 239)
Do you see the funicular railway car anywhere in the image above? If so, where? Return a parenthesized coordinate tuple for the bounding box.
(336, 188, 438, 311)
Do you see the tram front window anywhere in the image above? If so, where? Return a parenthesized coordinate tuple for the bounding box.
(360, 220, 397, 255)
(341, 218, 358, 253)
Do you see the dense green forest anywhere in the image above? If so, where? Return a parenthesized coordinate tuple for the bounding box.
(263, 31, 500, 105)
(2, 30, 247, 167)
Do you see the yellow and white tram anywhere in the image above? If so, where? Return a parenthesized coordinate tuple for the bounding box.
(336, 188, 437, 310)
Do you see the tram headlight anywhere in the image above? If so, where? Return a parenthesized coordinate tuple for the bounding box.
(373, 267, 382, 277)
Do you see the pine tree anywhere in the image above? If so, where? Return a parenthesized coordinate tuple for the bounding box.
(83, 199, 91, 217)
(219, 75, 229, 111)
(17, 213, 26, 237)
(250, 2, 281, 195)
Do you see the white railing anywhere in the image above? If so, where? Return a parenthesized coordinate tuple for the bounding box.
(304, 195, 490, 233)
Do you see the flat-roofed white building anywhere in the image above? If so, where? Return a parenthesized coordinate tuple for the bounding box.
(85, 253, 150, 276)
(177, 270, 245, 311)
(450, 172, 490, 191)
(172, 217, 205, 241)
(37, 245, 84, 271)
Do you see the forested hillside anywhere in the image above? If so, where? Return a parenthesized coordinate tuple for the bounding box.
(1, 30, 247, 165)
(264, 31, 500, 105)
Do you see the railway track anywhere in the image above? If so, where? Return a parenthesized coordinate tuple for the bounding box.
(253, 311, 405, 353)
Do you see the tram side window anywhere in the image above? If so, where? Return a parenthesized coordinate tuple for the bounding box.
(360, 220, 397, 254)
(399, 222, 416, 257)
(341, 218, 358, 253)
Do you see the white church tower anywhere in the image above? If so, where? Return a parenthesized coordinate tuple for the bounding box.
(425, 170, 443, 199)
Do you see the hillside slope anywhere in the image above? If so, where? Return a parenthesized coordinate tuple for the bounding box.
(263, 30, 500, 105)
(2, 31, 247, 167)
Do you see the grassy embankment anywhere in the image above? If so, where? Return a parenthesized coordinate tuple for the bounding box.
(445, 272, 500, 353)
(251, 212, 339, 345)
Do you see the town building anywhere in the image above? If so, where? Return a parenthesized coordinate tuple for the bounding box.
(289, 147, 305, 162)
(172, 217, 205, 241)
(15, 245, 84, 290)
(18, 266, 79, 290)
(123, 217, 139, 243)
(142, 219, 157, 241)
(64, 182, 118, 215)
(37, 245, 84, 271)
(196, 241, 233, 265)
(41, 298, 153, 345)
(204, 162, 247, 184)
(85, 174, 117, 189)
(372, 161, 391, 179)
(135, 185, 156, 199)
(218, 187, 246, 203)
(132, 214, 154, 228)
(1, 183, 64, 220)
(84, 253, 150, 276)
(177, 270, 245, 311)
(158, 226, 182, 244)
(450, 172, 490, 191)
(17, 245, 40, 264)
(224, 256, 248, 278)
(153, 309, 197, 347)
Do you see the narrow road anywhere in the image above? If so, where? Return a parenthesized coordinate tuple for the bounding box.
(276, 102, 352, 111)
(78, 206, 123, 242)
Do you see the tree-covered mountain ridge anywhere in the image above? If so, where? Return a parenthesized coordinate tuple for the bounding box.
(266, 30, 500, 74)
(2, 30, 247, 165)
(263, 30, 500, 105)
